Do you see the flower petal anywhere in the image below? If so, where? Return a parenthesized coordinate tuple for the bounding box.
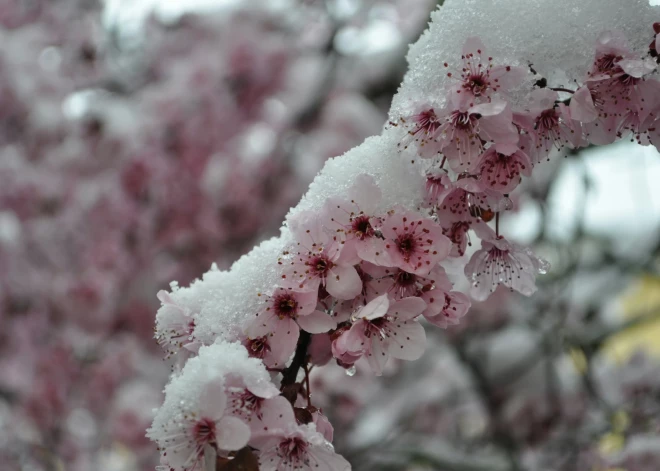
(386, 321, 426, 361)
(297, 310, 337, 334)
(326, 264, 362, 300)
(216, 416, 251, 451)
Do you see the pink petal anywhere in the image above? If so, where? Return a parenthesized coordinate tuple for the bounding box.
(250, 396, 296, 445)
(305, 445, 351, 471)
(326, 264, 362, 300)
(388, 297, 426, 321)
(356, 237, 392, 266)
(366, 336, 388, 376)
(357, 294, 389, 321)
(245, 311, 280, 338)
(490, 64, 526, 90)
(338, 321, 370, 356)
(294, 289, 319, 317)
(297, 310, 337, 334)
(570, 86, 598, 123)
(216, 416, 251, 451)
(618, 58, 656, 78)
(470, 100, 507, 117)
(270, 319, 299, 365)
(385, 321, 426, 361)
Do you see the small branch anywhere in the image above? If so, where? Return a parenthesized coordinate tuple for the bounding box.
(280, 331, 312, 403)
(303, 362, 313, 408)
(549, 87, 575, 94)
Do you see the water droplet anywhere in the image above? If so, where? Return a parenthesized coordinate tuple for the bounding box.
(537, 258, 550, 274)
(345, 366, 357, 377)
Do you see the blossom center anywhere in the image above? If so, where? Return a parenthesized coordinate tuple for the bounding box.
(279, 437, 308, 461)
(352, 215, 374, 240)
(466, 73, 488, 95)
(309, 255, 333, 277)
(413, 109, 440, 135)
(535, 109, 559, 132)
(274, 294, 299, 318)
(395, 233, 417, 261)
(594, 54, 622, 74)
(193, 418, 216, 447)
(449, 110, 477, 131)
(246, 336, 271, 359)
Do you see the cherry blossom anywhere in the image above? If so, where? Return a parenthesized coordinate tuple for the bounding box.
(464, 223, 549, 301)
(475, 143, 533, 193)
(150, 381, 250, 470)
(395, 106, 444, 158)
(435, 100, 519, 171)
(339, 294, 427, 375)
(245, 287, 336, 366)
(379, 209, 451, 276)
(323, 174, 390, 266)
(523, 89, 584, 162)
(251, 397, 350, 471)
(281, 211, 362, 300)
(154, 291, 199, 363)
(434, 178, 511, 224)
(444, 37, 527, 108)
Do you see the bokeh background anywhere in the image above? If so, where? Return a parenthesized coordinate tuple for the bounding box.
(1, 1, 660, 471)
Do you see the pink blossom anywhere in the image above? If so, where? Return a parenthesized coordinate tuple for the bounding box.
(425, 168, 453, 204)
(340, 294, 427, 375)
(155, 291, 200, 362)
(324, 174, 390, 266)
(240, 334, 280, 368)
(311, 410, 334, 443)
(435, 178, 511, 224)
(363, 265, 470, 329)
(464, 223, 549, 301)
(616, 79, 660, 145)
(379, 208, 451, 275)
(444, 37, 526, 108)
(251, 397, 350, 471)
(442, 221, 473, 257)
(587, 30, 637, 81)
(524, 89, 584, 162)
(435, 100, 518, 172)
(281, 211, 362, 300)
(395, 106, 444, 158)
(475, 143, 533, 193)
(224, 375, 283, 434)
(245, 287, 336, 366)
(152, 381, 251, 471)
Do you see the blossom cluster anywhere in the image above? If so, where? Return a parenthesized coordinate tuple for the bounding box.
(0, 1, 437, 470)
(150, 11, 660, 470)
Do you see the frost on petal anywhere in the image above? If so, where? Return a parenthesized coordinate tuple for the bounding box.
(155, 289, 198, 361)
(149, 342, 276, 470)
